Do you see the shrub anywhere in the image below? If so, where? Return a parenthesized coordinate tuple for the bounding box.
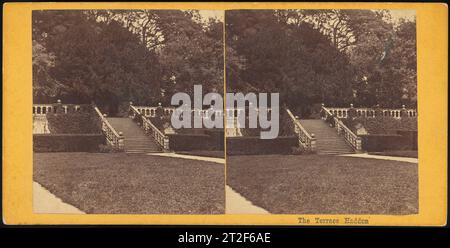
(34, 134, 105, 152)
(343, 116, 417, 135)
(325, 114, 336, 127)
(360, 132, 417, 152)
(227, 136, 298, 155)
(290, 145, 315, 155)
(98, 144, 122, 153)
(239, 109, 295, 136)
(279, 111, 296, 136)
(291, 146, 304, 155)
(241, 127, 262, 136)
(149, 116, 171, 133)
(175, 128, 210, 135)
(46, 109, 101, 134)
(205, 129, 224, 150)
(132, 112, 143, 126)
(117, 102, 133, 117)
(167, 132, 223, 151)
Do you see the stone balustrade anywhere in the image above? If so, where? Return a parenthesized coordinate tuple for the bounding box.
(321, 105, 362, 151)
(33, 100, 90, 134)
(323, 104, 417, 119)
(286, 108, 316, 152)
(133, 105, 176, 118)
(93, 106, 124, 150)
(33, 100, 124, 150)
(130, 105, 169, 150)
(321, 103, 417, 151)
(33, 101, 86, 116)
(225, 107, 272, 119)
(133, 105, 272, 120)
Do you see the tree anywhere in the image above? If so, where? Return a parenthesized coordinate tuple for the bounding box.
(32, 10, 161, 114)
(33, 40, 67, 102)
(226, 10, 355, 116)
(157, 11, 224, 104)
(348, 14, 416, 107)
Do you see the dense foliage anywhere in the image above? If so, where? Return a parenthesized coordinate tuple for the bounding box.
(226, 10, 417, 117)
(34, 134, 105, 152)
(33, 10, 223, 115)
(33, 10, 416, 118)
(46, 110, 102, 134)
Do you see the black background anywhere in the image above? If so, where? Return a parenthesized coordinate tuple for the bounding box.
(1, 226, 449, 245)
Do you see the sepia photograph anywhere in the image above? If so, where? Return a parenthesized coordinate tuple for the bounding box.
(225, 9, 418, 215)
(32, 9, 225, 214)
(3, 1, 449, 230)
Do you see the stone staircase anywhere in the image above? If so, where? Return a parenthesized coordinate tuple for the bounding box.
(106, 117, 161, 154)
(299, 119, 354, 155)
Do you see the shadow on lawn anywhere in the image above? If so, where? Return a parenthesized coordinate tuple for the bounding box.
(227, 154, 418, 215)
(33, 152, 225, 214)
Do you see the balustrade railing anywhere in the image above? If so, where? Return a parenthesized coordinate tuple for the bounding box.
(323, 105, 417, 119)
(33, 102, 85, 116)
(133, 105, 273, 120)
(321, 105, 362, 151)
(133, 105, 176, 118)
(130, 105, 169, 150)
(286, 109, 316, 152)
(94, 106, 124, 150)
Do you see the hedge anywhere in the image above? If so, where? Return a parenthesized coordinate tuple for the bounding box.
(34, 134, 105, 152)
(227, 136, 298, 155)
(167, 130, 224, 151)
(343, 116, 417, 135)
(360, 131, 417, 152)
(46, 111, 102, 134)
(235, 109, 295, 137)
(148, 116, 171, 132)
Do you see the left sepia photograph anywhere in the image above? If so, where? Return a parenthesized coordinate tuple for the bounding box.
(32, 9, 225, 214)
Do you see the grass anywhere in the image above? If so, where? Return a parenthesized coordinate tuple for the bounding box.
(34, 152, 224, 214)
(227, 154, 418, 215)
(176, 150, 225, 158)
(369, 150, 418, 158)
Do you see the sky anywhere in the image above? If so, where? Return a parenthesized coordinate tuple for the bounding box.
(197, 9, 415, 23)
(389, 9, 416, 22)
(198, 10, 224, 22)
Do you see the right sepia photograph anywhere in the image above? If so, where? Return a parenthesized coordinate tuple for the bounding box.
(225, 9, 418, 215)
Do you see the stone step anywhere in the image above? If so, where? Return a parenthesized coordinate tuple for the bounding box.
(317, 152, 353, 155)
(316, 149, 353, 152)
(298, 118, 355, 154)
(125, 140, 158, 144)
(316, 143, 352, 147)
(126, 150, 160, 154)
(125, 145, 158, 149)
(106, 117, 161, 152)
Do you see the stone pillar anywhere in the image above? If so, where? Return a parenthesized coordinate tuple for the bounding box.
(310, 133, 316, 152)
(156, 102, 164, 118)
(128, 101, 134, 118)
(320, 103, 326, 120)
(374, 104, 383, 118)
(54, 99, 63, 114)
(118, 132, 124, 151)
(400, 105, 408, 118)
(163, 136, 170, 151)
(355, 137, 362, 152)
(348, 103, 357, 120)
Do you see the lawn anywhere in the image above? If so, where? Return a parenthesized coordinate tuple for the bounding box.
(34, 153, 224, 214)
(177, 150, 225, 158)
(369, 150, 418, 158)
(227, 155, 418, 215)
